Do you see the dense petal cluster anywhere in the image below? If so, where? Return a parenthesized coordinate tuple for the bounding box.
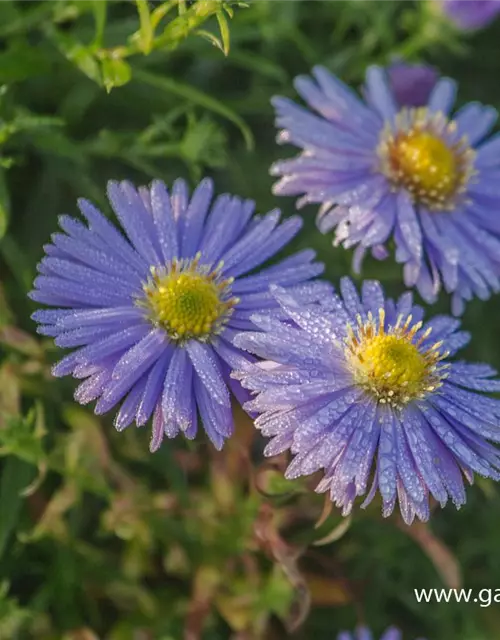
(31, 178, 328, 451)
(439, 0, 500, 30)
(337, 627, 424, 640)
(272, 64, 500, 314)
(234, 278, 500, 524)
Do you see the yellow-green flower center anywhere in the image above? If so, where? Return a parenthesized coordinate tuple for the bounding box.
(377, 108, 475, 211)
(345, 309, 448, 406)
(391, 131, 456, 198)
(139, 254, 238, 342)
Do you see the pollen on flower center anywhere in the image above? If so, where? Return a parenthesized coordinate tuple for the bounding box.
(139, 253, 238, 342)
(360, 334, 428, 389)
(345, 309, 448, 406)
(377, 108, 475, 211)
(391, 132, 456, 196)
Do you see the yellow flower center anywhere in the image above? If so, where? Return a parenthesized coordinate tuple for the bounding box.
(139, 254, 238, 342)
(378, 108, 475, 211)
(391, 132, 456, 198)
(345, 309, 448, 406)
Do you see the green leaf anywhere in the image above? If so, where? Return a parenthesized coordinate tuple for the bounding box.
(0, 410, 45, 466)
(0, 236, 33, 294)
(0, 458, 34, 559)
(136, 0, 154, 54)
(0, 169, 10, 240)
(101, 57, 132, 93)
(4, 111, 64, 138)
(180, 113, 227, 168)
(195, 29, 226, 54)
(134, 69, 253, 150)
(0, 582, 32, 636)
(0, 46, 51, 84)
(224, 49, 287, 82)
(216, 8, 231, 55)
(151, 0, 177, 30)
(0, 2, 54, 38)
(46, 27, 102, 85)
(28, 129, 87, 165)
(155, 0, 235, 51)
(0, 1, 20, 28)
(91, 0, 107, 48)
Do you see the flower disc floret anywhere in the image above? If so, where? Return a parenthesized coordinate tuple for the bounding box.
(345, 309, 446, 406)
(141, 254, 237, 342)
(378, 109, 475, 211)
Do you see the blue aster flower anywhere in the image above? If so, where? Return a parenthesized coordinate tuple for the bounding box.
(438, 0, 500, 30)
(233, 278, 500, 525)
(271, 64, 500, 314)
(30, 178, 328, 451)
(338, 627, 424, 640)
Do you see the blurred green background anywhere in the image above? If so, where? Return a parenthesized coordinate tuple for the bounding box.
(1, 1, 500, 638)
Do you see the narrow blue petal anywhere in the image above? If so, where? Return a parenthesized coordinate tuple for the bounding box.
(427, 77, 457, 114)
(194, 376, 225, 450)
(107, 181, 162, 266)
(186, 341, 230, 407)
(136, 348, 173, 426)
(149, 180, 179, 262)
(76, 325, 149, 365)
(219, 210, 281, 274)
(77, 198, 147, 273)
(377, 409, 398, 503)
(162, 348, 195, 431)
(74, 368, 111, 405)
(454, 102, 497, 145)
(55, 306, 143, 331)
(226, 216, 303, 278)
(179, 177, 213, 258)
(114, 375, 148, 431)
(364, 66, 397, 122)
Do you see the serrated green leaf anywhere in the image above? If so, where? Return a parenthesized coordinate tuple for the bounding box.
(101, 57, 132, 92)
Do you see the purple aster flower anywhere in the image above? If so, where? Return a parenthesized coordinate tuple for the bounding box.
(365, 60, 438, 108)
(30, 178, 328, 452)
(439, 0, 500, 30)
(271, 64, 500, 314)
(337, 627, 424, 640)
(233, 278, 500, 525)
